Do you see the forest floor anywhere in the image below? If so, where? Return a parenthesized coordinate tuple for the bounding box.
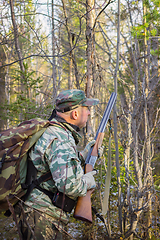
(0, 213, 19, 240)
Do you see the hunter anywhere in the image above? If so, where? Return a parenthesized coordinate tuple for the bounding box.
(15, 89, 102, 240)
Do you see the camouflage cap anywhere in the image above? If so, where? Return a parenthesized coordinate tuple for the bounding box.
(55, 89, 99, 112)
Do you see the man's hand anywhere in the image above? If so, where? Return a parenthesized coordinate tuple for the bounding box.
(80, 139, 104, 167)
(82, 170, 97, 190)
(80, 140, 96, 161)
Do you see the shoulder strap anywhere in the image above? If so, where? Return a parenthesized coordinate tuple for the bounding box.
(0, 153, 6, 174)
(22, 171, 52, 201)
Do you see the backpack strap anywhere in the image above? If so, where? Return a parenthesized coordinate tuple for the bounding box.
(22, 172, 76, 214)
(22, 171, 52, 201)
(4, 171, 53, 217)
(34, 184, 54, 200)
(21, 121, 66, 201)
(0, 153, 6, 174)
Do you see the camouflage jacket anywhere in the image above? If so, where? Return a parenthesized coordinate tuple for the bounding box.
(25, 118, 87, 224)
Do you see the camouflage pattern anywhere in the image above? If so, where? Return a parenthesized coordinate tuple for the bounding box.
(14, 203, 69, 240)
(0, 118, 58, 210)
(56, 89, 99, 112)
(26, 118, 87, 224)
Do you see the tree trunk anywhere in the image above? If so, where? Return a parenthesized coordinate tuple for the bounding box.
(150, 37, 159, 91)
(113, 0, 122, 233)
(62, 0, 79, 89)
(9, 0, 25, 121)
(52, 0, 57, 103)
(9, 0, 25, 74)
(69, 52, 73, 89)
(86, 0, 95, 97)
(0, 45, 7, 130)
(85, 0, 96, 137)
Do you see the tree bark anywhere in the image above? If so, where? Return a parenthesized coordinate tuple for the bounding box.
(9, 0, 25, 74)
(52, 0, 57, 103)
(113, 0, 122, 233)
(0, 45, 7, 130)
(61, 0, 79, 89)
(9, 0, 25, 121)
(86, 0, 95, 97)
(85, 0, 96, 137)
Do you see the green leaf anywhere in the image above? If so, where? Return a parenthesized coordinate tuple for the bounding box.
(151, 28, 157, 36)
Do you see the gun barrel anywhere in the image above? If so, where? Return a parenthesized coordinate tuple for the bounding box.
(85, 92, 117, 164)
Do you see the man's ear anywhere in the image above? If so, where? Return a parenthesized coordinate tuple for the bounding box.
(71, 109, 78, 120)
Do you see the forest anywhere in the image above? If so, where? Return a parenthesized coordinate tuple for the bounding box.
(0, 0, 159, 239)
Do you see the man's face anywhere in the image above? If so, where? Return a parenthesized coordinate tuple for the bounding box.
(77, 106, 90, 128)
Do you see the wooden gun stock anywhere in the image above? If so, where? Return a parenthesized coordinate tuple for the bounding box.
(73, 133, 104, 223)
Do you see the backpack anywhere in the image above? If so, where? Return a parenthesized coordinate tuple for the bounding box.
(0, 118, 58, 212)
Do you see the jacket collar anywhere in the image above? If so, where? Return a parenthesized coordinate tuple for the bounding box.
(51, 116, 82, 144)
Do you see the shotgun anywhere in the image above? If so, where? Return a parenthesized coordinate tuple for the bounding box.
(73, 92, 117, 223)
